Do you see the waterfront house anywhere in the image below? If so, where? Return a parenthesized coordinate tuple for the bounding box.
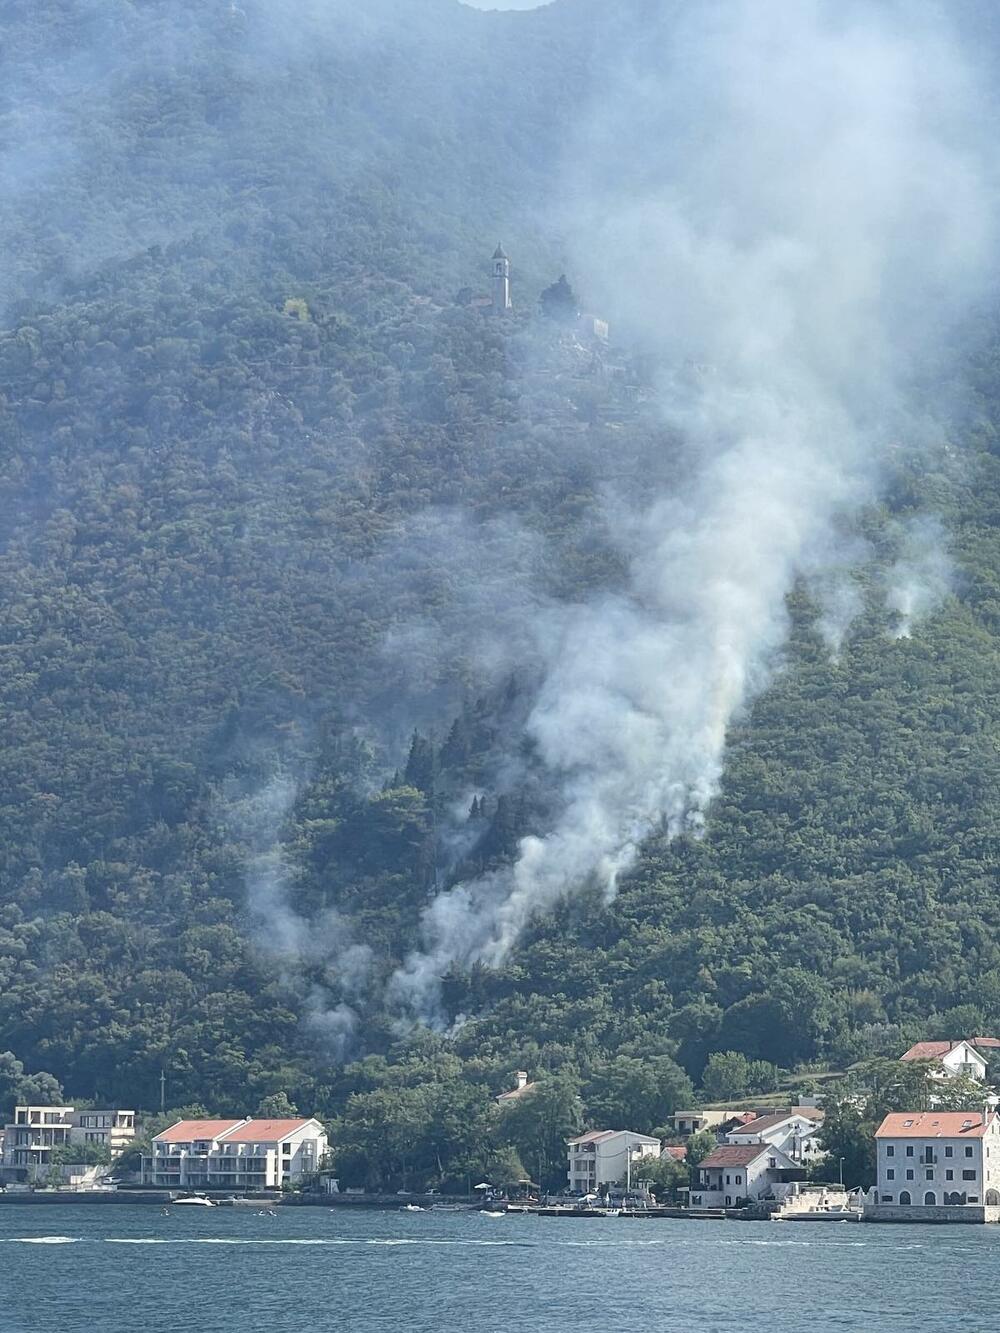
(724, 1110, 825, 1164)
(874, 1110, 1000, 1210)
(143, 1117, 328, 1190)
(566, 1130, 661, 1193)
(899, 1041, 990, 1081)
(0, 1106, 136, 1184)
(692, 1143, 803, 1208)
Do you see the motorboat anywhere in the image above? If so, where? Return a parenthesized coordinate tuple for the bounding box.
(172, 1194, 217, 1207)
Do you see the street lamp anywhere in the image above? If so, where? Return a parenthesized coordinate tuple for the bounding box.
(839, 1157, 845, 1187)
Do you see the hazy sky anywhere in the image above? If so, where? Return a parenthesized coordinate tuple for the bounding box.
(461, 1, 551, 10)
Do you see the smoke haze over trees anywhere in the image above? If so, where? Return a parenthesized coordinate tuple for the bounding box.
(2, 0, 1000, 1186)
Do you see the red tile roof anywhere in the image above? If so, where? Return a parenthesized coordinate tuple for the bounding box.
(699, 1144, 770, 1169)
(154, 1119, 246, 1143)
(900, 1040, 988, 1063)
(971, 1037, 1000, 1049)
(222, 1119, 319, 1143)
(876, 1112, 994, 1139)
(661, 1146, 687, 1161)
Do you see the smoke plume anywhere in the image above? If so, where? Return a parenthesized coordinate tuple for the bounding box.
(234, 772, 374, 1057)
(390, 0, 997, 1019)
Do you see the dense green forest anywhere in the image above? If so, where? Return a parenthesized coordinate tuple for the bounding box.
(2, 0, 1000, 1190)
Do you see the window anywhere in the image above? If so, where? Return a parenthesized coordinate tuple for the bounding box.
(925, 1170, 934, 1181)
(768, 1158, 776, 1169)
(886, 1169, 895, 1180)
(906, 1146, 914, 1157)
(735, 1175, 742, 1185)
(906, 1170, 914, 1181)
(965, 1146, 974, 1158)
(946, 1170, 954, 1181)
(962, 1170, 977, 1181)
(886, 1146, 895, 1158)
(944, 1147, 953, 1158)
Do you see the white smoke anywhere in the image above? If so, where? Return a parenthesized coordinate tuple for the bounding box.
(390, 0, 997, 1019)
(237, 773, 374, 1056)
(885, 515, 955, 639)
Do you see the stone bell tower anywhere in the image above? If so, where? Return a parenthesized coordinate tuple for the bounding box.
(492, 242, 512, 314)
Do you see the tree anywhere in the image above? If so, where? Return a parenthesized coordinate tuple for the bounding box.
(539, 274, 578, 323)
(50, 1142, 112, 1166)
(499, 1074, 584, 1191)
(685, 1128, 718, 1168)
(634, 1152, 688, 1200)
(701, 1051, 751, 1101)
(255, 1091, 299, 1118)
(583, 1055, 695, 1133)
(0, 1051, 64, 1115)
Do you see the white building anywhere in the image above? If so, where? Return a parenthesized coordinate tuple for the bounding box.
(899, 1041, 990, 1081)
(725, 1110, 825, 1164)
(491, 243, 512, 313)
(0, 1106, 136, 1183)
(566, 1130, 661, 1194)
(143, 1117, 328, 1190)
(875, 1110, 1000, 1208)
(672, 1109, 745, 1137)
(692, 1142, 803, 1208)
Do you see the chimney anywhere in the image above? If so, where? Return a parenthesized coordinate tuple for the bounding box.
(515, 1071, 528, 1091)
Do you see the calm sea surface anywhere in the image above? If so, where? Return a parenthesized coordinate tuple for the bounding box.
(1, 1203, 998, 1332)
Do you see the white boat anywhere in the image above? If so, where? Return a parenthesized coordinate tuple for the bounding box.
(172, 1194, 217, 1207)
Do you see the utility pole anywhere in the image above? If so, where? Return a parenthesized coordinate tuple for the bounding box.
(159, 1069, 166, 1115)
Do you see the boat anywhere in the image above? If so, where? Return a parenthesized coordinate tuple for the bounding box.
(400, 1203, 424, 1212)
(172, 1193, 217, 1207)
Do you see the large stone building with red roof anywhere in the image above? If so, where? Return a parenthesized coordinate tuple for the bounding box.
(874, 1110, 1000, 1212)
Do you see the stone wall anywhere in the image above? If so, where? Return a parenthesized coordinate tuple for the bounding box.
(865, 1204, 1000, 1225)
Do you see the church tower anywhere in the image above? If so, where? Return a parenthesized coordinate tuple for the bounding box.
(492, 242, 512, 314)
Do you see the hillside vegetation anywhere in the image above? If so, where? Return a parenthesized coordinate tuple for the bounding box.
(1, 0, 1000, 1188)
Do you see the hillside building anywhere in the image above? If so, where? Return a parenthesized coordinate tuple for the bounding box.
(724, 1110, 825, 1164)
(899, 1040, 994, 1082)
(491, 242, 512, 313)
(497, 1071, 538, 1106)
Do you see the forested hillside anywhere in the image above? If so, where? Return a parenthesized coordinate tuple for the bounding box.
(2, 0, 1000, 1188)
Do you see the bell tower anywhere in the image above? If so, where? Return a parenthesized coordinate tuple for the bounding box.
(492, 242, 512, 314)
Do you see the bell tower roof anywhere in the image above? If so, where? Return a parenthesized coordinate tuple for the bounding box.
(493, 242, 508, 260)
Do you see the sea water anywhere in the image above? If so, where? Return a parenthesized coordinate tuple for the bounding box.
(0, 1204, 997, 1332)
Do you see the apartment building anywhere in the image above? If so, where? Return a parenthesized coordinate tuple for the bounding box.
(566, 1130, 661, 1193)
(143, 1117, 328, 1190)
(0, 1106, 136, 1182)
